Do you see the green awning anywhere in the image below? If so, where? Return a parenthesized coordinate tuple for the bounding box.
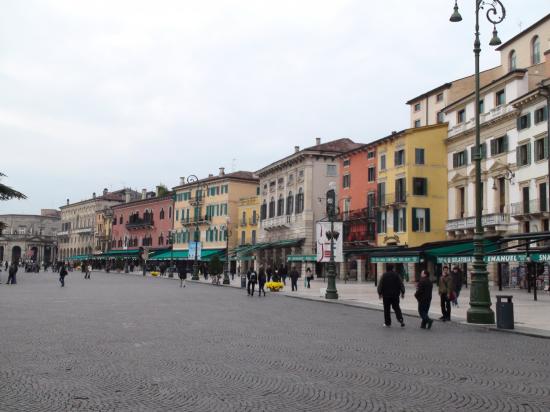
(67, 254, 92, 261)
(424, 239, 498, 260)
(102, 249, 141, 258)
(532, 252, 550, 262)
(437, 254, 529, 264)
(287, 254, 316, 262)
(371, 256, 420, 263)
(150, 250, 189, 260)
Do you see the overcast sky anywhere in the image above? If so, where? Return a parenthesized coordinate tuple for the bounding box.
(1, 0, 548, 214)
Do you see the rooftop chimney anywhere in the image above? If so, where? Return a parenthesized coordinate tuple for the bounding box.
(125, 191, 131, 203)
(66, 199, 69, 205)
(180, 177, 185, 185)
(142, 189, 147, 200)
(316, 137, 321, 145)
(391, 131, 397, 135)
(294, 146, 300, 153)
(219, 167, 225, 176)
(208, 174, 214, 178)
(92, 192, 96, 199)
(103, 188, 108, 196)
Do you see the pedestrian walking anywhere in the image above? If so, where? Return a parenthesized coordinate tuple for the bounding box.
(415, 269, 433, 329)
(289, 266, 299, 291)
(377, 264, 405, 327)
(258, 268, 266, 297)
(178, 266, 186, 288)
(451, 266, 463, 307)
(249, 268, 258, 296)
(82, 263, 87, 279)
(306, 267, 313, 288)
(280, 265, 287, 285)
(85, 264, 92, 279)
(59, 264, 68, 287)
(266, 266, 273, 283)
(7, 262, 18, 285)
(439, 266, 454, 321)
(4, 261, 8, 271)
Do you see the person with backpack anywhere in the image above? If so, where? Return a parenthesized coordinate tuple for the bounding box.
(415, 269, 434, 329)
(59, 264, 68, 287)
(248, 268, 258, 296)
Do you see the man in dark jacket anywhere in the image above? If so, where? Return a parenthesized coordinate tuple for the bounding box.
(249, 268, 258, 296)
(451, 266, 463, 307)
(377, 264, 405, 327)
(258, 268, 267, 297)
(7, 262, 18, 285)
(289, 266, 300, 291)
(415, 269, 433, 329)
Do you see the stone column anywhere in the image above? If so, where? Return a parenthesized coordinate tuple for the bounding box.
(357, 259, 366, 282)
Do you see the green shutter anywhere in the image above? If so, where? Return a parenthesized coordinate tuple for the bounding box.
(403, 208, 407, 232)
(393, 209, 398, 231)
(490, 139, 496, 156)
(412, 208, 418, 232)
(376, 212, 382, 233)
(482, 142, 487, 159)
(544, 137, 549, 160)
(516, 116, 521, 130)
(463, 149, 468, 164)
(453, 153, 458, 168)
(543, 105, 548, 121)
(527, 142, 532, 165)
(503, 135, 508, 152)
(424, 178, 428, 196)
(526, 113, 531, 128)
(425, 208, 431, 232)
(516, 145, 520, 165)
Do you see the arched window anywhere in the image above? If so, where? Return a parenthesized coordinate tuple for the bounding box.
(169, 207, 172, 219)
(159, 208, 165, 220)
(119, 215, 123, 224)
(295, 188, 304, 214)
(277, 194, 284, 216)
(508, 49, 516, 71)
(286, 191, 294, 215)
(118, 239, 123, 248)
(260, 200, 267, 220)
(268, 197, 275, 218)
(532, 36, 540, 65)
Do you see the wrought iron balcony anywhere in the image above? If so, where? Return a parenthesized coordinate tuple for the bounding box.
(126, 219, 154, 230)
(376, 192, 408, 208)
(179, 215, 211, 227)
(339, 207, 376, 221)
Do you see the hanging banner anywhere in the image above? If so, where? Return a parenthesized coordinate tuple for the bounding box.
(316, 222, 343, 263)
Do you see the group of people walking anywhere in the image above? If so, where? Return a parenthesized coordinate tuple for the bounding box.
(245, 265, 306, 296)
(377, 264, 465, 329)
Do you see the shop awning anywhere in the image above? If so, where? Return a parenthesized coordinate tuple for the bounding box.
(101, 249, 141, 258)
(150, 250, 189, 260)
(287, 254, 316, 262)
(371, 256, 420, 263)
(67, 254, 92, 261)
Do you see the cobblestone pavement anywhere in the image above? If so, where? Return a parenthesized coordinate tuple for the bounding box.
(1, 271, 549, 412)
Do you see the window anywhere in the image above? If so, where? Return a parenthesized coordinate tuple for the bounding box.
(470, 143, 487, 160)
(367, 151, 375, 159)
(534, 106, 548, 124)
(241, 231, 246, 245)
(377, 182, 386, 207)
(327, 164, 337, 176)
(260, 201, 267, 220)
(343, 159, 350, 167)
(414, 119, 421, 128)
(112, 218, 117, 226)
(437, 112, 445, 123)
(252, 210, 257, 224)
(277, 194, 284, 216)
(414, 102, 421, 112)
(367, 167, 375, 182)
(286, 192, 294, 215)
(394, 149, 405, 166)
(490, 135, 508, 156)
(457, 109, 466, 123)
(516, 142, 531, 167)
(395, 178, 406, 202)
(509, 50, 517, 71)
(534, 138, 549, 162)
(415, 148, 425, 165)
(540, 183, 548, 212)
(479, 99, 484, 114)
(119, 216, 123, 224)
(343, 174, 351, 188)
(495, 90, 505, 106)
(251, 230, 256, 245)
(452, 150, 468, 168)
(393, 208, 406, 232)
(159, 209, 165, 220)
(169, 207, 172, 219)
(413, 178, 428, 196)
(458, 187, 465, 218)
(436, 93, 443, 102)
(517, 113, 531, 130)
(412, 208, 430, 232)
(295, 188, 304, 214)
(277, 177, 284, 188)
(377, 211, 387, 233)
(380, 154, 386, 170)
(532, 36, 540, 65)
(256, 186, 260, 195)
(343, 198, 350, 220)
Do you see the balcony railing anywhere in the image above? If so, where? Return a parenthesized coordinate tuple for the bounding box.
(239, 219, 247, 227)
(376, 192, 407, 208)
(445, 213, 510, 231)
(248, 217, 258, 226)
(73, 227, 93, 234)
(448, 105, 517, 139)
(340, 207, 376, 221)
(511, 199, 548, 217)
(179, 215, 211, 226)
(126, 219, 154, 230)
(260, 214, 303, 231)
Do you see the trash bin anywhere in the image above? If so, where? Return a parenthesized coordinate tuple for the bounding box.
(496, 295, 514, 329)
(241, 275, 247, 288)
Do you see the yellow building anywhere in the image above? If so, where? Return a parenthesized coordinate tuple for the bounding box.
(374, 123, 448, 248)
(171, 169, 258, 271)
(94, 207, 113, 254)
(234, 195, 260, 272)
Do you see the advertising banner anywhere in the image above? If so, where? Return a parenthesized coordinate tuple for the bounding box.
(316, 222, 343, 263)
(189, 242, 202, 260)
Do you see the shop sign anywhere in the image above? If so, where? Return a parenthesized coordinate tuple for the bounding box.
(371, 256, 420, 263)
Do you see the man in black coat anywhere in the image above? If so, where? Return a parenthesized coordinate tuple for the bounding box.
(289, 266, 300, 291)
(415, 269, 433, 329)
(377, 264, 405, 327)
(7, 262, 18, 285)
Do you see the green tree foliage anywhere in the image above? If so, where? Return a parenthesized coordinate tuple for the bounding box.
(209, 254, 223, 275)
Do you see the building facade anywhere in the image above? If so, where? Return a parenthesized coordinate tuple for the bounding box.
(172, 169, 258, 270)
(255, 138, 362, 275)
(234, 195, 260, 272)
(110, 191, 174, 255)
(58, 188, 139, 261)
(0, 210, 61, 264)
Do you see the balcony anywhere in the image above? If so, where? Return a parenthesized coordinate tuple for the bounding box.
(73, 227, 93, 234)
(179, 215, 212, 227)
(248, 217, 258, 226)
(126, 219, 154, 230)
(340, 207, 376, 222)
(511, 199, 548, 218)
(376, 193, 407, 209)
(445, 213, 510, 231)
(260, 214, 302, 231)
(239, 219, 247, 227)
(448, 105, 517, 139)
(188, 196, 205, 207)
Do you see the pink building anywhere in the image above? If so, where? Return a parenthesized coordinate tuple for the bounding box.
(111, 192, 174, 254)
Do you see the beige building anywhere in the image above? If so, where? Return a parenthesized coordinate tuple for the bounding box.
(255, 138, 362, 274)
(172, 169, 259, 271)
(58, 188, 139, 261)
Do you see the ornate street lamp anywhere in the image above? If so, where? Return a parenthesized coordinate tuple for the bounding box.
(184, 175, 209, 281)
(220, 218, 231, 285)
(450, 0, 506, 324)
(325, 188, 339, 299)
(168, 230, 174, 277)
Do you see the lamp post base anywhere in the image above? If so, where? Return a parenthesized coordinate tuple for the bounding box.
(325, 262, 338, 300)
(223, 271, 230, 285)
(467, 267, 495, 324)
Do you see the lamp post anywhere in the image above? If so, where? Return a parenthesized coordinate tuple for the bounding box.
(450, 0, 506, 324)
(325, 188, 339, 300)
(221, 219, 231, 285)
(168, 230, 174, 277)
(184, 175, 208, 281)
